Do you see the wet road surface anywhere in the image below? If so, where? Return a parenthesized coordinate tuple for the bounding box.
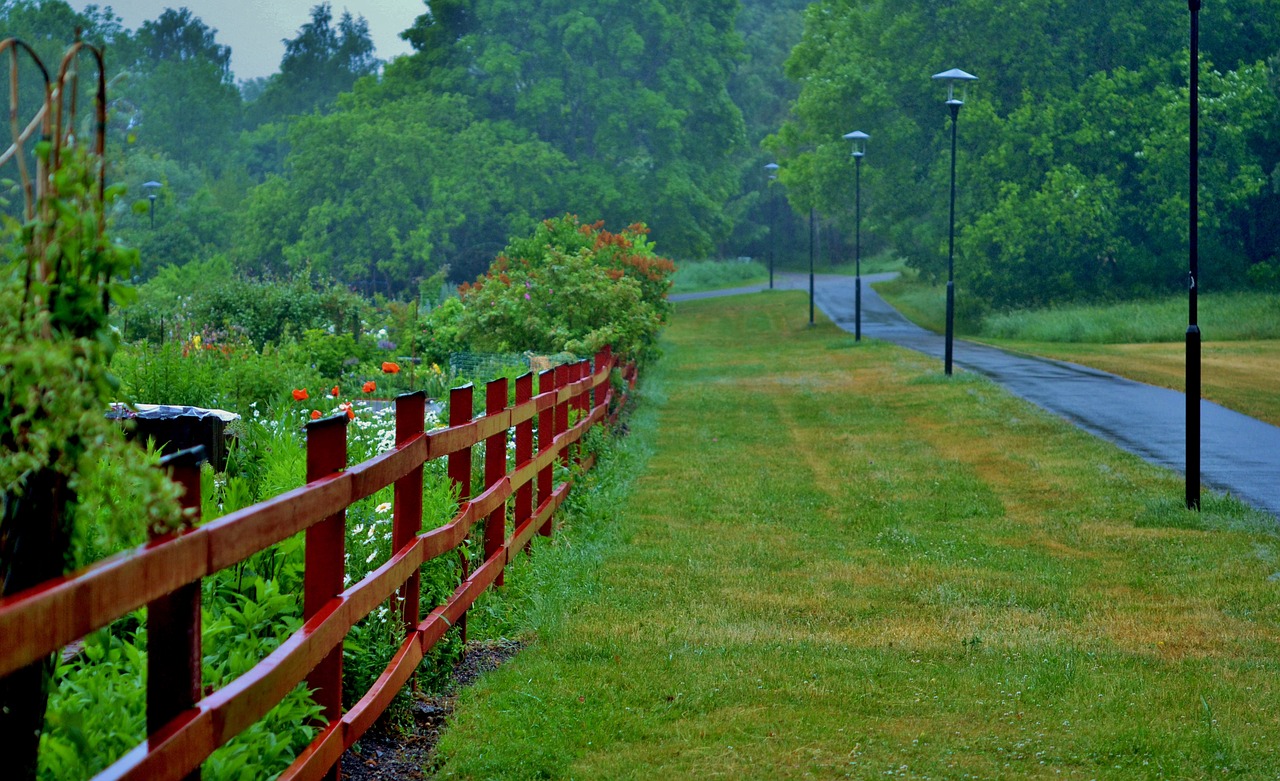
(672, 273, 1280, 518)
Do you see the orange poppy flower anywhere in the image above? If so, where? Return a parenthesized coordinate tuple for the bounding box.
(331, 385, 340, 397)
(338, 401, 355, 420)
(381, 361, 401, 374)
(362, 381, 376, 393)
(310, 409, 322, 419)
(293, 388, 309, 402)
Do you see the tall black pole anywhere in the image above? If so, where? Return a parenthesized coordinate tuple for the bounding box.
(809, 205, 816, 325)
(944, 101, 960, 376)
(769, 185, 776, 290)
(1187, 0, 1202, 510)
(149, 194, 156, 229)
(854, 154, 863, 342)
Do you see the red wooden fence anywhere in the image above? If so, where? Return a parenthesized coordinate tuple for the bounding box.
(0, 347, 637, 781)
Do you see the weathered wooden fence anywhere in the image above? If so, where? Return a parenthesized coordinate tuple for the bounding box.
(0, 348, 636, 781)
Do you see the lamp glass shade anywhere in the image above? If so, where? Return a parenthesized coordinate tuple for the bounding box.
(931, 68, 978, 103)
(843, 131, 869, 157)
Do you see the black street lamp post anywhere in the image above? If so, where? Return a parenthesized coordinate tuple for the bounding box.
(143, 180, 162, 229)
(809, 204, 816, 326)
(765, 163, 779, 290)
(1187, 0, 1202, 510)
(932, 68, 977, 376)
(844, 131, 870, 341)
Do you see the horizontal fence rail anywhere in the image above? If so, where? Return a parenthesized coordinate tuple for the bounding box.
(0, 347, 636, 781)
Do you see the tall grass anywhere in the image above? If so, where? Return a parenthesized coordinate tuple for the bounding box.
(670, 259, 767, 293)
(982, 292, 1280, 343)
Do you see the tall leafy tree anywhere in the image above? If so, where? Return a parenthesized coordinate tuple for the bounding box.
(246, 3, 380, 125)
(121, 8, 241, 169)
(396, 0, 747, 258)
(236, 90, 575, 291)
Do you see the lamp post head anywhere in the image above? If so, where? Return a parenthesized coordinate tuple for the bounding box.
(764, 162, 779, 181)
(843, 130, 869, 158)
(931, 68, 978, 105)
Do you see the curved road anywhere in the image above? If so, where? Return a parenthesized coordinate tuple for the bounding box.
(673, 273, 1280, 518)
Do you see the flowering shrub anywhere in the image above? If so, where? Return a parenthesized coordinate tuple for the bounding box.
(458, 215, 675, 364)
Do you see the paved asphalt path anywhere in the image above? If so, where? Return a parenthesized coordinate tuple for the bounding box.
(672, 273, 1280, 518)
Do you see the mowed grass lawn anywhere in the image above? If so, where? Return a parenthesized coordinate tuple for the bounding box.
(432, 292, 1280, 779)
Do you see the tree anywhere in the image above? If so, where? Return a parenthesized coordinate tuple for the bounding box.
(120, 8, 241, 169)
(246, 3, 380, 125)
(235, 91, 575, 291)
(396, 0, 747, 259)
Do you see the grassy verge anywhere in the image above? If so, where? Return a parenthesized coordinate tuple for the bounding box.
(431, 292, 1280, 780)
(671, 259, 768, 294)
(777, 251, 908, 279)
(877, 277, 1280, 425)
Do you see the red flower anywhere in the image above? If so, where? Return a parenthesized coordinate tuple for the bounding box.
(331, 385, 340, 397)
(338, 401, 355, 420)
(362, 381, 376, 393)
(310, 409, 322, 420)
(381, 361, 401, 374)
(293, 388, 309, 402)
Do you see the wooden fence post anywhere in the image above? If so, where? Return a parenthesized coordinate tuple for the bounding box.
(447, 384, 473, 644)
(554, 363, 570, 470)
(484, 378, 509, 587)
(304, 412, 348, 781)
(577, 359, 591, 419)
(537, 368, 556, 538)
(393, 392, 426, 636)
(147, 446, 205, 781)
(514, 373, 534, 552)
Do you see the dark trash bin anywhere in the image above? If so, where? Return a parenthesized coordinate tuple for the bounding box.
(107, 404, 240, 472)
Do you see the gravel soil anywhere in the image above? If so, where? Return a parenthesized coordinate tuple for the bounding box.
(340, 637, 526, 780)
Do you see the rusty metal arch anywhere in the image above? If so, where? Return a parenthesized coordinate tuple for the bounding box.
(0, 34, 109, 230)
(1, 34, 111, 322)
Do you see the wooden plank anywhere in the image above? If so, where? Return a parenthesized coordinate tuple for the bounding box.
(509, 394, 539, 427)
(303, 414, 347, 766)
(93, 709, 215, 781)
(394, 393, 426, 635)
(0, 527, 209, 677)
(469, 476, 512, 521)
(346, 435, 427, 504)
(484, 378, 509, 588)
(146, 451, 203, 781)
(474, 407, 513, 442)
(274, 722, 344, 781)
(205, 476, 352, 573)
(338, 632, 422, 746)
(509, 459, 539, 498)
(446, 384, 473, 645)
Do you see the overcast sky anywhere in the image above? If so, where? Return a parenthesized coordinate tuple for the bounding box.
(66, 1, 423, 81)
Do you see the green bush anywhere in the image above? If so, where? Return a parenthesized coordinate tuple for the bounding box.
(458, 216, 674, 364)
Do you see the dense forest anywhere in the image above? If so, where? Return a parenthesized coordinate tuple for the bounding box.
(2, 0, 1278, 312)
(0, 0, 806, 294)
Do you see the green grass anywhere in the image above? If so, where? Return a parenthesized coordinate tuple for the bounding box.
(776, 251, 908, 279)
(671, 259, 768, 293)
(431, 292, 1280, 780)
(981, 292, 1280, 343)
(876, 275, 1280, 344)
